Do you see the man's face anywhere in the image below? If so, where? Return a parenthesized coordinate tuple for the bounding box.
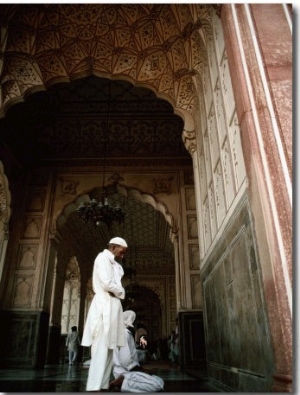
(112, 245, 128, 260)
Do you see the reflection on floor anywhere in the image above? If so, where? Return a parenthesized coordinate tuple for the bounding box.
(0, 360, 222, 393)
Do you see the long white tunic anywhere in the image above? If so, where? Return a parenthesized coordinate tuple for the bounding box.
(113, 328, 139, 378)
(66, 331, 80, 352)
(82, 249, 125, 390)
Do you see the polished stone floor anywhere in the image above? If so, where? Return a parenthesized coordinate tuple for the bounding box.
(0, 360, 222, 393)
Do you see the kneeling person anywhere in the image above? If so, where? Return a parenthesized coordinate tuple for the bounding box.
(109, 310, 164, 392)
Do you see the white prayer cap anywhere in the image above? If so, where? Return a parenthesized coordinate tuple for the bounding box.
(123, 310, 136, 328)
(109, 237, 128, 248)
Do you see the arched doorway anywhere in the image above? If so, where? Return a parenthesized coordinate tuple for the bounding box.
(52, 182, 179, 343)
(123, 284, 162, 347)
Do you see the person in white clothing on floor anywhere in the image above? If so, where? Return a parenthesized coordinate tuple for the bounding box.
(81, 237, 128, 392)
(109, 310, 164, 392)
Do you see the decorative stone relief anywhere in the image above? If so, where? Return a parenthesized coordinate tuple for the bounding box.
(190, 274, 201, 309)
(59, 178, 79, 196)
(203, 197, 212, 250)
(221, 56, 235, 123)
(203, 131, 211, 183)
(203, 65, 213, 113)
(214, 160, 226, 226)
(187, 214, 198, 239)
(222, 137, 236, 207)
(12, 274, 34, 307)
(214, 78, 226, 146)
(228, 113, 247, 189)
(193, 12, 248, 259)
(209, 182, 217, 238)
(153, 177, 173, 195)
(22, 217, 42, 239)
(185, 188, 196, 210)
(40, 116, 186, 159)
(17, 245, 38, 269)
(199, 150, 207, 203)
(208, 105, 219, 170)
(212, 9, 225, 59)
(189, 244, 200, 270)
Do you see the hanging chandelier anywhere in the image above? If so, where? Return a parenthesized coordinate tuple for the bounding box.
(76, 192, 125, 227)
(76, 82, 125, 228)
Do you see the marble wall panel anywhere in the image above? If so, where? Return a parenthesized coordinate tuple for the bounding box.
(0, 310, 49, 368)
(189, 244, 200, 270)
(201, 198, 274, 392)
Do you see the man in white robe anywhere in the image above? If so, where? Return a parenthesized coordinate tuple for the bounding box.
(109, 311, 164, 392)
(81, 237, 128, 392)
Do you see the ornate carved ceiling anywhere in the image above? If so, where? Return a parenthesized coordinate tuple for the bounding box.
(0, 4, 219, 120)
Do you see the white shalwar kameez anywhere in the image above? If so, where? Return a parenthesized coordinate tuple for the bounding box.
(113, 327, 164, 392)
(81, 249, 125, 391)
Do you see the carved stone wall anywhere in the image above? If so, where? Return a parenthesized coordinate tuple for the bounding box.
(201, 196, 274, 391)
(1, 171, 52, 311)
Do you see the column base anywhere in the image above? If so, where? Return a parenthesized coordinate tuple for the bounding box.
(272, 373, 293, 393)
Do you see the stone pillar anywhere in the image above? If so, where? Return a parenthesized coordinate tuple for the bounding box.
(221, 4, 292, 392)
(0, 170, 54, 368)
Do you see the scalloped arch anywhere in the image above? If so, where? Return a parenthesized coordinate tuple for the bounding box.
(55, 183, 176, 238)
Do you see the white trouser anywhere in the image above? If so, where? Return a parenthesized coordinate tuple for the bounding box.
(86, 331, 113, 391)
(121, 371, 164, 393)
(68, 350, 78, 363)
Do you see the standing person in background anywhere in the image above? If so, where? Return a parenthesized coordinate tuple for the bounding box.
(169, 326, 180, 368)
(81, 237, 128, 392)
(66, 326, 81, 365)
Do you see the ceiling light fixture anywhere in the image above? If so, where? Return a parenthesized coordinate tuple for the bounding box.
(76, 82, 125, 228)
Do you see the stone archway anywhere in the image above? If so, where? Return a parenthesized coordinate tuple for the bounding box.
(0, 5, 292, 391)
(51, 179, 179, 339)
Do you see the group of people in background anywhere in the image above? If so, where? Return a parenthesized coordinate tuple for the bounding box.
(64, 236, 179, 392)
